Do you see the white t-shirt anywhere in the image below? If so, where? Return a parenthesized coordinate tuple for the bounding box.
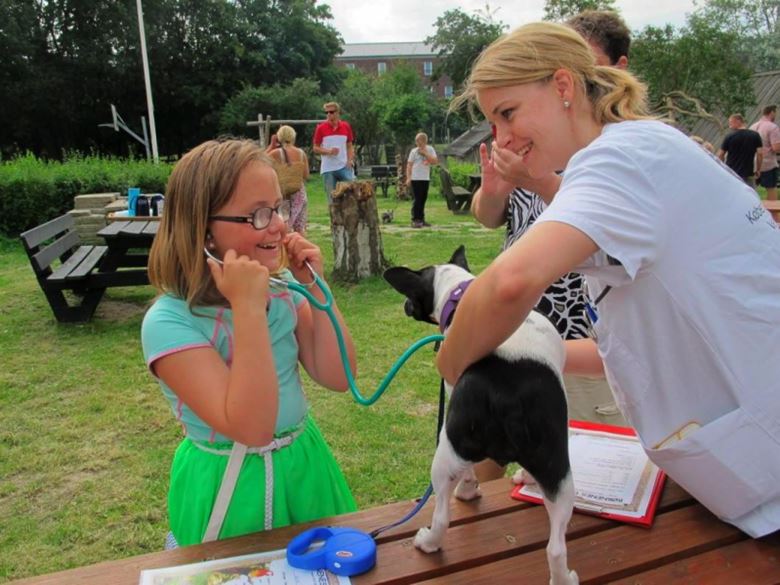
(407, 146, 437, 181)
(537, 120, 780, 536)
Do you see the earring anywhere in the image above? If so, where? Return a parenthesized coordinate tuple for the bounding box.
(563, 100, 571, 109)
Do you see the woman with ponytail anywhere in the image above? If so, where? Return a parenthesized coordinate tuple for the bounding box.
(440, 22, 780, 538)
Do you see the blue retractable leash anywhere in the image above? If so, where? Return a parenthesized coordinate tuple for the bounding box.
(204, 249, 445, 576)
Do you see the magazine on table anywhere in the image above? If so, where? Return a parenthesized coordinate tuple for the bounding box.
(138, 546, 351, 585)
(511, 420, 666, 527)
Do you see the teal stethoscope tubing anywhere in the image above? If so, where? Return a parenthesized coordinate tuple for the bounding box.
(203, 248, 445, 406)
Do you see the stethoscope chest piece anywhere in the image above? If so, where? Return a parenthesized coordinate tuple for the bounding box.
(286, 526, 376, 576)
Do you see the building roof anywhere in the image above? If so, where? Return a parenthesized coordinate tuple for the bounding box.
(337, 42, 436, 60)
(686, 70, 780, 147)
(443, 120, 492, 158)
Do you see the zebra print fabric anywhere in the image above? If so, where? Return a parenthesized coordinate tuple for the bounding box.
(504, 189, 590, 340)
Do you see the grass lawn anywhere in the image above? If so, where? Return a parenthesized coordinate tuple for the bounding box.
(0, 178, 503, 582)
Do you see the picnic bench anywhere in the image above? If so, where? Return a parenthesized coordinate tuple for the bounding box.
(439, 167, 473, 214)
(8, 477, 779, 584)
(370, 165, 397, 197)
(20, 214, 155, 323)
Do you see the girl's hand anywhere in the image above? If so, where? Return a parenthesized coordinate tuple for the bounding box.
(284, 233, 323, 284)
(207, 249, 269, 310)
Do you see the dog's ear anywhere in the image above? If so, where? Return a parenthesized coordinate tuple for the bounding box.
(383, 266, 437, 324)
(383, 267, 424, 297)
(449, 245, 470, 272)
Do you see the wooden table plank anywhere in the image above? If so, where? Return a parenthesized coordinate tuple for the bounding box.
(97, 220, 131, 237)
(608, 534, 780, 585)
(419, 505, 747, 585)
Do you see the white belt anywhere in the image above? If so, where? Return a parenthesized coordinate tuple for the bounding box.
(194, 427, 303, 543)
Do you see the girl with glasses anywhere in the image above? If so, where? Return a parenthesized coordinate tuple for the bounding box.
(143, 138, 357, 548)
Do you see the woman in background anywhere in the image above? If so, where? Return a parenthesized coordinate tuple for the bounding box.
(405, 132, 438, 228)
(267, 125, 309, 234)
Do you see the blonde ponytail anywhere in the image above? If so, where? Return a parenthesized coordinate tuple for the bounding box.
(587, 66, 649, 123)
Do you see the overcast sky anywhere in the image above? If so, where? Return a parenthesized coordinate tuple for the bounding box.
(323, 0, 698, 44)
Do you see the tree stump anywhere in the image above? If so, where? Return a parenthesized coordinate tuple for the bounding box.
(329, 180, 389, 282)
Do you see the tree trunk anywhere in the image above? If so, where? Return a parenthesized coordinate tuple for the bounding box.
(329, 180, 389, 283)
(395, 153, 410, 200)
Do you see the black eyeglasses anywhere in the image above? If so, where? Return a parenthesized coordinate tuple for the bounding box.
(325, 110, 337, 115)
(210, 201, 291, 230)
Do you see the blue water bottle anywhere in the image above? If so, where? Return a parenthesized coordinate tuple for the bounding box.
(127, 187, 140, 217)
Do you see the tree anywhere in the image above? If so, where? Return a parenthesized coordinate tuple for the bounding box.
(373, 65, 435, 155)
(542, 0, 618, 21)
(334, 69, 384, 164)
(631, 19, 755, 127)
(218, 78, 322, 141)
(692, 0, 779, 72)
(0, 0, 344, 158)
(425, 7, 506, 89)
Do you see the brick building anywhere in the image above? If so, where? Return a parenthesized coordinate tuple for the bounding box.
(335, 42, 454, 99)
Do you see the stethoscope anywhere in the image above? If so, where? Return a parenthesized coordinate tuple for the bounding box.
(203, 245, 443, 406)
(204, 244, 444, 575)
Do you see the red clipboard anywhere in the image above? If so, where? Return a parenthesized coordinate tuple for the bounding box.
(510, 420, 666, 528)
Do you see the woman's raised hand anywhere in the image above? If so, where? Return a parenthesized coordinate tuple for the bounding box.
(207, 249, 269, 310)
(479, 142, 515, 198)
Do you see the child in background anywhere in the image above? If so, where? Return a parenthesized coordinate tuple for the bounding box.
(142, 138, 357, 547)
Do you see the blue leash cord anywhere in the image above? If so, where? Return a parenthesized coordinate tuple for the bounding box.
(273, 263, 444, 406)
(276, 264, 446, 536)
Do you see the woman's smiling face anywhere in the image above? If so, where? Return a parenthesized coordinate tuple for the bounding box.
(209, 161, 287, 271)
(478, 80, 572, 178)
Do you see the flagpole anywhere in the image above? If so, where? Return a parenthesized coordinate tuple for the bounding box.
(136, 0, 159, 163)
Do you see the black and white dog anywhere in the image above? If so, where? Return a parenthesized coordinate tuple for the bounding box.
(384, 246, 578, 585)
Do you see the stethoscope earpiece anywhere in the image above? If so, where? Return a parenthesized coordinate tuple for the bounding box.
(202, 246, 318, 291)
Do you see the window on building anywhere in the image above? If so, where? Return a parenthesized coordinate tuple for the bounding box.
(377, 62, 387, 75)
(423, 61, 433, 76)
(345, 63, 355, 70)
(444, 85, 454, 98)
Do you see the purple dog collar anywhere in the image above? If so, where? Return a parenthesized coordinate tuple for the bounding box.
(439, 280, 472, 333)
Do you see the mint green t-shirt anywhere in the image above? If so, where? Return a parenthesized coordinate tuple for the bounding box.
(141, 278, 307, 443)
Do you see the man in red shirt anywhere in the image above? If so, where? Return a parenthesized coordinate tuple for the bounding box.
(313, 102, 355, 202)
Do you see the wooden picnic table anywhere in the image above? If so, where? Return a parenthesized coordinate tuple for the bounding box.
(8, 477, 779, 584)
(762, 199, 780, 222)
(95, 218, 159, 286)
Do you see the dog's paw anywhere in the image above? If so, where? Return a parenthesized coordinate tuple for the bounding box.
(512, 468, 537, 486)
(413, 527, 441, 553)
(550, 570, 579, 585)
(454, 478, 482, 501)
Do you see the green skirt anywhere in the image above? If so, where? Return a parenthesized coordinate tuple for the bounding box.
(168, 414, 356, 546)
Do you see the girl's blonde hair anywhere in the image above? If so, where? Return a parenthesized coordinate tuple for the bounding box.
(149, 138, 283, 307)
(276, 125, 296, 145)
(451, 22, 651, 125)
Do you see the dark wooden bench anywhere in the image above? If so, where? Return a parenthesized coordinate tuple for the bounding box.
(20, 214, 117, 323)
(370, 165, 397, 197)
(14, 476, 780, 584)
(439, 167, 473, 214)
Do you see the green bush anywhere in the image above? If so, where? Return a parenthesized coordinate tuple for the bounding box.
(0, 154, 172, 237)
(447, 159, 479, 190)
